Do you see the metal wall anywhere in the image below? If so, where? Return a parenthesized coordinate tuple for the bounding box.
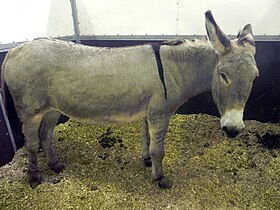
(0, 39, 279, 166)
(79, 39, 280, 122)
(179, 41, 280, 123)
(0, 100, 15, 166)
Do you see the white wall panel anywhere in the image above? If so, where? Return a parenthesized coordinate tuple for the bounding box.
(0, 0, 279, 43)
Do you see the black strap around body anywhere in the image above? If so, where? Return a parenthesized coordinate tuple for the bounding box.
(152, 43, 167, 100)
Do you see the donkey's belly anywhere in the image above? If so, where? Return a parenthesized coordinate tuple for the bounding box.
(108, 111, 146, 122)
(70, 110, 147, 124)
(54, 94, 149, 124)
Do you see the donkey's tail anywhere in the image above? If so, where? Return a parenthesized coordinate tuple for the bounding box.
(1, 59, 25, 152)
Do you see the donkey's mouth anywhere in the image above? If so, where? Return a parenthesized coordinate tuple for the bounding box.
(222, 126, 239, 138)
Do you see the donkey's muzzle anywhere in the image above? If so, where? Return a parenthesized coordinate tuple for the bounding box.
(220, 109, 245, 138)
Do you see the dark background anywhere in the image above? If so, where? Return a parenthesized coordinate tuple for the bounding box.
(0, 39, 279, 166)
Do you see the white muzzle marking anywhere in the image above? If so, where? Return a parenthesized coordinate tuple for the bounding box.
(220, 109, 245, 136)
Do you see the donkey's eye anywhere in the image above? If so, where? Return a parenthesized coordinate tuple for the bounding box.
(220, 72, 229, 84)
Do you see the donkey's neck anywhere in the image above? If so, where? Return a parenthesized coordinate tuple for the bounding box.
(161, 40, 218, 102)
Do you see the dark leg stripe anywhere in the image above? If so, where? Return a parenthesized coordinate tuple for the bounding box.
(152, 44, 167, 100)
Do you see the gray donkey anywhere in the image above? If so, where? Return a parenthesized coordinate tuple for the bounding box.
(1, 11, 259, 188)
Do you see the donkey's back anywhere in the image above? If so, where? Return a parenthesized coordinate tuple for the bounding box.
(3, 38, 164, 123)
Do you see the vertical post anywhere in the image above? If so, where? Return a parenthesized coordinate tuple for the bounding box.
(176, 0, 179, 35)
(70, 0, 81, 44)
(0, 93, 17, 153)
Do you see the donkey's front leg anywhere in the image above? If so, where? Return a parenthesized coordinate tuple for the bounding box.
(148, 116, 172, 188)
(142, 119, 152, 167)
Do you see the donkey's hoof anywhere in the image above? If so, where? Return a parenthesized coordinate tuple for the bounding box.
(29, 175, 42, 189)
(143, 157, 152, 167)
(30, 180, 41, 189)
(48, 161, 65, 174)
(157, 176, 173, 189)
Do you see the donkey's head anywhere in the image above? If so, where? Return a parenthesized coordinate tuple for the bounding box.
(205, 11, 259, 138)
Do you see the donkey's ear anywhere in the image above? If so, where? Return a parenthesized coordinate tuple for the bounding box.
(205, 10, 231, 54)
(237, 24, 255, 48)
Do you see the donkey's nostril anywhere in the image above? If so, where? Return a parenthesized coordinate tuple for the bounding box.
(222, 126, 228, 132)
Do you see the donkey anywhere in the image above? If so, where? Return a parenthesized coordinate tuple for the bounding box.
(1, 11, 258, 188)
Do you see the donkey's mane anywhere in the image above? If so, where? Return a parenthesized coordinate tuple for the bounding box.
(161, 39, 186, 46)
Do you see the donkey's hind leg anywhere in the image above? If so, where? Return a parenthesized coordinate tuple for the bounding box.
(22, 114, 44, 188)
(39, 111, 64, 174)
